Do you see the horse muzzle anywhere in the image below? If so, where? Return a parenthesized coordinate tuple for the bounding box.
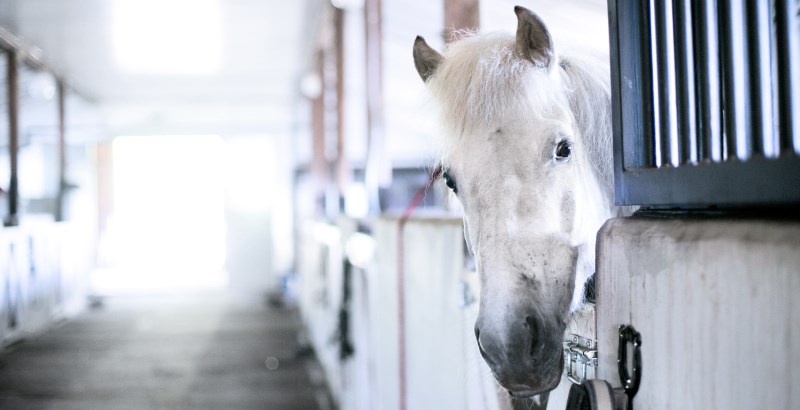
(475, 311, 564, 396)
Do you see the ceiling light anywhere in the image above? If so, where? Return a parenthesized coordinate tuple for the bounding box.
(111, 0, 222, 75)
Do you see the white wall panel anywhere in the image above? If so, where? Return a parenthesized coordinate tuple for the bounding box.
(597, 218, 800, 409)
(0, 223, 91, 345)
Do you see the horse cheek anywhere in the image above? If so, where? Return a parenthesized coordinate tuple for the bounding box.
(560, 190, 576, 235)
(549, 245, 578, 322)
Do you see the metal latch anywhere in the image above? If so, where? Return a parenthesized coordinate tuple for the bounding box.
(563, 334, 597, 384)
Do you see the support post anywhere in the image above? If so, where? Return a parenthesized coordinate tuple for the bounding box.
(311, 50, 327, 212)
(364, 0, 384, 214)
(56, 80, 66, 222)
(5, 51, 18, 226)
(333, 6, 348, 207)
(444, 0, 480, 43)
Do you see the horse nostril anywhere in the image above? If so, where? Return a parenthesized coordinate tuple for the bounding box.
(474, 326, 491, 362)
(525, 316, 539, 357)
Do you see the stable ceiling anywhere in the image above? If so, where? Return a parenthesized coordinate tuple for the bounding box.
(0, 0, 309, 136)
(0, 0, 608, 144)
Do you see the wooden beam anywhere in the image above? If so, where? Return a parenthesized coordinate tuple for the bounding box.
(444, 0, 480, 43)
(333, 6, 348, 202)
(55, 80, 66, 222)
(311, 50, 326, 204)
(5, 51, 19, 226)
(364, 0, 384, 213)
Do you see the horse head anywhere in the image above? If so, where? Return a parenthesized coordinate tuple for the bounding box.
(413, 6, 615, 397)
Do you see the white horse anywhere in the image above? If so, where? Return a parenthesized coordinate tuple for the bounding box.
(413, 6, 620, 399)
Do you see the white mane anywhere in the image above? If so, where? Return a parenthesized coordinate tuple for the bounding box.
(426, 31, 614, 201)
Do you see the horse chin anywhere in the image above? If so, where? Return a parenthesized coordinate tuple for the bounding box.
(505, 370, 562, 399)
(499, 348, 564, 398)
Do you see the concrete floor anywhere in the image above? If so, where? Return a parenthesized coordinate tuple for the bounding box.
(0, 293, 332, 410)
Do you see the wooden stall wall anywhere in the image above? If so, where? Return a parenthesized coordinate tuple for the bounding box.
(297, 214, 511, 409)
(597, 217, 800, 408)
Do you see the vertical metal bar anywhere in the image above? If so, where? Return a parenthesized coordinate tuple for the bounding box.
(609, 0, 624, 201)
(744, 0, 765, 157)
(718, 0, 740, 160)
(673, 0, 697, 164)
(767, 1, 781, 157)
(654, 0, 674, 167)
(639, 0, 656, 168)
(775, 0, 800, 155)
(693, 0, 723, 162)
(5, 50, 18, 226)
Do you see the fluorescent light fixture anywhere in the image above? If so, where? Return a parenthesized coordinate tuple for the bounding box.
(111, 0, 222, 75)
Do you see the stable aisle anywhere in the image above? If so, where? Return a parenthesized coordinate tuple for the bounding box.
(0, 293, 331, 410)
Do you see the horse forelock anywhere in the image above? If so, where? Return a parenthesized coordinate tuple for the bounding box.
(428, 33, 567, 157)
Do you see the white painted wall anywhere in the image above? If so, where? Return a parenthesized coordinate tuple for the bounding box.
(0, 222, 93, 344)
(597, 217, 800, 409)
(297, 219, 346, 404)
(224, 134, 295, 297)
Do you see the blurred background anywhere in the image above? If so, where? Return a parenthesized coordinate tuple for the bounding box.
(0, 1, 608, 409)
(0, 0, 607, 298)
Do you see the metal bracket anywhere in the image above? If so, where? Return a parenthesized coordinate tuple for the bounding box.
(563, 334, 598, 384)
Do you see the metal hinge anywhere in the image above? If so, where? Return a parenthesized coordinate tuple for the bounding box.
(563, 334, 597, 384)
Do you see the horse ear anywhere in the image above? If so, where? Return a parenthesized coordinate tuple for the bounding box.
(413, 36, 443, 82)
(514, 6, 554, 69)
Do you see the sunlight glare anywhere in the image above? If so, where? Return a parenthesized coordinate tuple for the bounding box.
(96, 134, 227, 293)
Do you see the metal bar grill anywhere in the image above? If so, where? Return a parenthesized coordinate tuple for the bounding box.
(609, 0, 800, 207)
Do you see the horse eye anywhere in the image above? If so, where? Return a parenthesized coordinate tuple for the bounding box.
(442, 171, 458, 194)
(555, 140, 572, 161)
